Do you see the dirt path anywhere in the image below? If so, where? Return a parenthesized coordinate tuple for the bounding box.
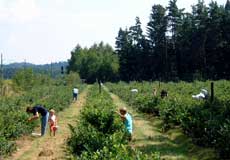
(107, 89, 217, 160)
(7, 86, 89, 160)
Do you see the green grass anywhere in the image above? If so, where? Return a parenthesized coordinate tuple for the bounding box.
(134, 116, 217, 160)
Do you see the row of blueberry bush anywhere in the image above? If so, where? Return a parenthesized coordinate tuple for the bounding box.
(106, 80, 230, 159)
(0, 84, 84, 157)
(67, 85, 160, 160)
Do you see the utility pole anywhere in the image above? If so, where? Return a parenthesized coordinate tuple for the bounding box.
(61, 65, 66, 85)
(50, 62, 53, 78)
(1, 53, 3, 80)
(23, 59, 26, 90)
(1, 53, 3, 96)
(24, 59, 26, 70)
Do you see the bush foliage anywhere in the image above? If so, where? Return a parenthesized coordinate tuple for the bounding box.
(67, 85, 160, 160)
(107, 80, 230, 158)
(0, 81, 83, 157)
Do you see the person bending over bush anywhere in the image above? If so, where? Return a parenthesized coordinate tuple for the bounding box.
(116, 107, 133, 141)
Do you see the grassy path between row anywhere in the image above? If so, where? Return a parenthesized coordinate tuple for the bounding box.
(106, 87, 217, 160)
(7, 86, 89, 160)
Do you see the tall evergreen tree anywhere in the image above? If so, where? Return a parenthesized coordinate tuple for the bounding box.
(115, 28, 133, 81)
(167, 0, 184, 79)
(177, 13, 194, 80)
(191, 0, 209, 79)
(113, 0, 229, 81)
(205, 2, 225, 79)
(147, 5, 168, 80)
(225, 0, 230, 11)
(129, 17, 144, 46)
(222, 0, 230, 78)
(129, 17, 145, 80)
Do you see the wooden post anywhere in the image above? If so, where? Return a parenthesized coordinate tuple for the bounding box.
(159, 77, 161, 88)
(211, 82, 214, 102)
(98, 80, 101, 94)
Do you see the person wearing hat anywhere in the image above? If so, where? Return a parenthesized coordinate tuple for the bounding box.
(26, 105, 49, 136)
(116, 107, 133, 141)
(49, 109, 58, 136)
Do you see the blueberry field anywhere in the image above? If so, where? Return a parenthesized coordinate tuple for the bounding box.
(0, 84, 79, 156)
(0, 80, 229, 160)
(106, 80, 230, 159)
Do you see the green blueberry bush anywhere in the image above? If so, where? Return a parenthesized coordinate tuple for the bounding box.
(106, 80, 230, 159)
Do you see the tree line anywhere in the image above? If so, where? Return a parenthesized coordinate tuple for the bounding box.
(2, 62, 68, 79)
(68, 0, 230, 82)
(67, 43, 119, 83)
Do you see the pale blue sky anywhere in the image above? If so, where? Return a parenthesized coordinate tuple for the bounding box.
(0, 0, 227, 64)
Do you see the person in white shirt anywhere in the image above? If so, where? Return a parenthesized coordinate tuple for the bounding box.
(192, 89, 208, 100)
(73, 87, 79, 101)
(48, 109, 58, 136)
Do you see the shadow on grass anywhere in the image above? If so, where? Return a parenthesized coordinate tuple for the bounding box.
(135, 134, 189, 157)
(133, 134, 169, 143)
(136, 142, 217, 160)
(145, 116, 163, 128)
(133, 115, 218, 160)
(133, 114, 145, 119)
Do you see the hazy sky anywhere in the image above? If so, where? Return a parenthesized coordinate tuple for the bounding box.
(0, 0, 227, 64)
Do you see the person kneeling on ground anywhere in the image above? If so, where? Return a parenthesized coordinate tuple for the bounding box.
(116, 107, 133, 141)
(192, 89, 208, 100)
(49, 109, 58, 136)
(160, 90, 168, 99)
(26, 105, 49, 136)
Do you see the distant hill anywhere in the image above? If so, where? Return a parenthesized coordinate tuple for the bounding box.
(3, 61, 68, 79)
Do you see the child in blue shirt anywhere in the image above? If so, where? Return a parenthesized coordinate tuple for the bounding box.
(116, 107, 133, 141)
